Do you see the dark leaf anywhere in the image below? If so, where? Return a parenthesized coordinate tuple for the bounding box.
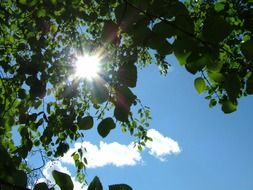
(131, 19, 152, 45)
(102, 21, 119, 44)
(173, 37, 196, 65)
(115, 86, 136, 107)
(185, 52, 208, 74)
(152, 21, 174, 38)
(33, 182, 49, 190)
(97, 117, 116, 138)
(209, 99, 217, 108)
(109, 184, 133, 190)
(246, 74, 253, 94)
(241, 39, 253, 61)
(88, 176, 103, 190)
(175, 14, 194, 34)
(203, 15, 233, 43)
(78, 116, 93, 130)
(147, 36, 172, 56)
(52, 170, 73, 190)
(91, 82, 109, 104)
(118, 64, 137, 88)
(223, 73, 241, 101)
(55, 142, 69, 157)
(114, 105, 130, 122)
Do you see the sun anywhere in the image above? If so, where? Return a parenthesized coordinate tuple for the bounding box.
(74, 54, 101, 80)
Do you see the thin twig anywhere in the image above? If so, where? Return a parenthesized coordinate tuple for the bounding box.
(201, 70, 221, 101)
(29, 150, 46, 173)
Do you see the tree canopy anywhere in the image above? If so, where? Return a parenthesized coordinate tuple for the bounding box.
(1, 0, 253, 189)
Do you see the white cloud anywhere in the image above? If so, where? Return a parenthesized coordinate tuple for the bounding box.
(146, 129, 181, 161)
(38, 161, 87, 190)
(61, 141, 142, 168)
(61, 129, 181, 168)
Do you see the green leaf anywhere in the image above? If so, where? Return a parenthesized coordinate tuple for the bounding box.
(50, 0, 57, 5)
(208, 72, 225, 83)
(33, 182, 48, 190)
(78, 116, 93, 130)
(52, 170, 73, 190)
(241, 39, 253, 60)
(203, 15, 233, 43)
(206, 60, 223, 72)
(37, 9, 46, 18)
(97, 118, 116, 138)
(88, 176, 103, 190)
(109, 184, 133, 190)
(19, 0, 27, 4)
(118, 64, 137, 88)
(194, 77, 206, 94)
(185, 52, 208, 74)
(209, 99, 217, 108)
(173, 37, 196, 65)
(214, 3, 225, 12)
(222, 100, 237, 114)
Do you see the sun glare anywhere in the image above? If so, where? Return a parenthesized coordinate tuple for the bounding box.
(74, 54, 101, 80)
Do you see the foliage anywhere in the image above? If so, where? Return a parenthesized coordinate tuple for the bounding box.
(0, 0, 253, 189)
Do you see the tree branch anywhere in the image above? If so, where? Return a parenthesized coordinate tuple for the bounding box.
(123, 0, 238, 60)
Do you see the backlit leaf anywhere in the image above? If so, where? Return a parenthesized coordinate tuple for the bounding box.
(222, 100, 237, 114)
(194, 77, 206, 94)
(241, 39, 253, 60)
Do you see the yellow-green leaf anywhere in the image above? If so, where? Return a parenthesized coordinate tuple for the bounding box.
(194, 77, 206, 94)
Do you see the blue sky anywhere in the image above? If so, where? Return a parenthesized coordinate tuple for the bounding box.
(40, 55, 253, 190)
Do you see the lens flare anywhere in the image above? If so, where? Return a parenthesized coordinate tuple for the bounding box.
(74, 54, 101, 80)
